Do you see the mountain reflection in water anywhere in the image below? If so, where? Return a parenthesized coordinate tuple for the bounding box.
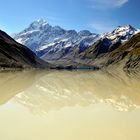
(0, 70, 140, 140)
(0, 70, 140, 113)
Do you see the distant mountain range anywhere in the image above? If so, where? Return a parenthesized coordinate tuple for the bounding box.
(14, 19, 137, 59)
(13, 19, 99, 58)
(13, 19, 140, 70)
(0, 19, 139, 70)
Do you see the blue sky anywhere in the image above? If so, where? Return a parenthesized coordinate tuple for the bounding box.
(0, 0, 139, 34)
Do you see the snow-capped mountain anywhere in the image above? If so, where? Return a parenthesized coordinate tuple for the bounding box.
(14, 19, 138, 65)
(101, 25, 137, 43)
(14, 19, 98, 58)
(14, 19, 66, 52)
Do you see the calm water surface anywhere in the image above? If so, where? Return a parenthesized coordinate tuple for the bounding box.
(0, 70, 140, 140)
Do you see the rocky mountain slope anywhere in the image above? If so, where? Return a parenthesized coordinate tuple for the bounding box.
(80, 32, 140, 70)
(108, 32, 140, 70)
(0, 30, 51, 69)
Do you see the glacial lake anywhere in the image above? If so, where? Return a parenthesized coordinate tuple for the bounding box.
(0, 70, 140, 140)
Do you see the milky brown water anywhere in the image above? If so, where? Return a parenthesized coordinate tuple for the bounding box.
(0, 70, 140, 140)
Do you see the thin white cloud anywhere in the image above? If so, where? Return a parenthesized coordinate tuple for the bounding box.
(90, 0, 128, 9)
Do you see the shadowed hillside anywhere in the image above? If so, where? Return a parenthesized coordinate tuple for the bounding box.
(0, 30, 51, 70)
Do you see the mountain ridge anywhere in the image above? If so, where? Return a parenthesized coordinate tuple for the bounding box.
(14, 20, 138, 56)
(14, 19, 98, 55)
(12, 19, 140, 70)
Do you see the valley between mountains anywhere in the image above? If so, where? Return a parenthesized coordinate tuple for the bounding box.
(0, 19, 140, 70)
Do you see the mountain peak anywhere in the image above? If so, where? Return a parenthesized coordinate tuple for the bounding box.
(101, 24, 137, 43)
(36, 18, 48, 24)
(115, 24, 136, 32)
(29, 19, 49, 30)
